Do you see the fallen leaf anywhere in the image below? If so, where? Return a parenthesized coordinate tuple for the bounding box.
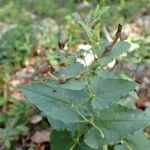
(30, 115, 43, 124)
(31, 129, 51, 144)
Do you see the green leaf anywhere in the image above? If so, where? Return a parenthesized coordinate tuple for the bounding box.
(124, 130, 150, 150)
(99, 41, 131, 65)
(91, 75, 137, 108)
(47, 116, 77, 134)
(51, 130, 74, 150)
(93, 6, 109, 23)
(56, 62, 84, 78)
(51, 130, 96, 150)
(115, 130, 150, 150)
(72, 13, 92, 41)
(84, 104, 150, 149)
(47, 116, 66, 130)
(94, 39, 110, 57)
(22, 83, 88, 124)
(46, 79, 86, 91)
(92, 24, 100, 42)
(78, 142, 96, 150)
(95, 69, 119, 79)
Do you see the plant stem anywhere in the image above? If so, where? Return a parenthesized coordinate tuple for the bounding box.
(85, 79, 93, 97)
(75, 108, 105, 138)
(70, 131, 81, 150)
(123, 140, 133, 150)
(90, 121, 105, 138)
(102, 145, 108, 150)
(70, 143, 77, 150)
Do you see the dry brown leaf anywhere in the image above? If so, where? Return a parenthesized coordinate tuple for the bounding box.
(30, 115, 43, 124)
(31, 129, 51, 144)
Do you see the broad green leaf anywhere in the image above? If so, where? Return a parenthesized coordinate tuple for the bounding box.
(84, 104, 150, 149)
(115, 130, 150, 150)
(124, 130, 150, 150)
(99, 41, 131, 65)
(57, 62, 84, 78)
(46, 79, 86, 91)
(22, 82, 88, 124)
(51, 130, 96, 150)
(47, 116, 66, 130)
(96, 69, 119, 79)
(47, 116, 77, 134)
(47, 115, 91, 138)
(51, 130, 74, 150)
(78, 142, 96, 150)
(91, 75, 137, 108)
(116, 91, 138, 108)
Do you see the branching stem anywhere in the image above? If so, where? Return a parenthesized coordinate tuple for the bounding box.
(75, 108, 105, 138)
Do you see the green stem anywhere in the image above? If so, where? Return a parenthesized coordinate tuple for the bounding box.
(75, 108, 105, 138)
(102, 145, 108, 150)
(70, 143, 77, 150)
(90, 121, 105, 138)
(123, 140, 133, 150)
(70, 130, 81, 150)
(85, 79, 93, 97)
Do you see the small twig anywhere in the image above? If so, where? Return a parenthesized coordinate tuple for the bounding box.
(104, 24, 123, 53)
